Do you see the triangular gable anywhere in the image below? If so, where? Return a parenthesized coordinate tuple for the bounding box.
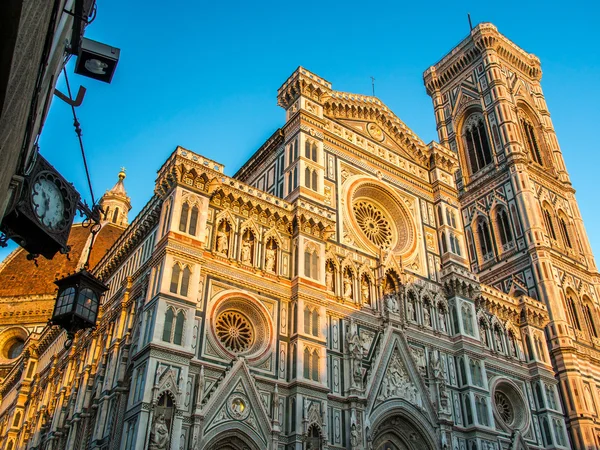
(365, 329, 437, 425)
(200, 358, 272, 447)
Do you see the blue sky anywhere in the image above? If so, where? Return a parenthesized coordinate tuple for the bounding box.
(2, 0, 600, 262)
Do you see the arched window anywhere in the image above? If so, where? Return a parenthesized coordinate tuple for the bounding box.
(584, 302, 598, 338)
(311, 142, 317, 162)
(173, 311, 185, 345)
(291, 344, 297, 378)
(450, 233, 461, 256)
(437, 205, 444, 225)
(189, 206, 199, 236)
(162, 309, 174, 342)
(293, 139, 298, 160)
(113, 207, 120, 224)
(553, 419, 566, 446)
(161, 200, 172, 236)
(304, 307, 311, 334)
(462, 304, 474, 336)
(463, 113, 493, 174)
(466, 230, 476, 262)
(558, 216, 573, 249)
(311, 351, 319, 381)
(546, 385, 557, 410)
(542, 207, 557, 241)
(441, 232, 448, 253)
(303, 347, 311, 379)
(476, 218, 494, 260)
(180, 266, 191, 297)
(520, 116, 543, 165)
(311, 309, 319, 337)
(179, 203, 189, 232)
(542, 418, 553, 446)
(170, 264, 181, 293)
(312, 170, 318, 191)
(291, 303, 297, 334)
(304, 167, 311, 188)
(305, 140, 311, 158)
(567, 295, 582, 331)
(535, 382, 545, 409)
(496, 208, 514, 247)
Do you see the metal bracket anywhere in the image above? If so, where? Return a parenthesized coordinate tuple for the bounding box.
(54, 86, 86, 107)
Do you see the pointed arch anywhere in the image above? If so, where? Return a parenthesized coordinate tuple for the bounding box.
(461, 111, 493, 174)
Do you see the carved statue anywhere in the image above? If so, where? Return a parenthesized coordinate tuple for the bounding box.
(196, 366, 205, 407)
(350, 423, 361, 448)
(347, 324, 363, 388)
(424, 305, 431, 326)
(407, 297, 415, 321)
(241, 239, 252, 264)
(343, 272, 352, 299)
(438, 308, 447, 332)
(429, 351, 442, 380)
(149, 414, 169, 449)
(326, 265, 334, 291)
(265, 246, 276, 272)
(385, 294, 398, 313)
(273, 384, 280, 422)
(495, 328, 503, 352)
(361, 278, 370, 305)
(480, 324, 488, 346)
(216, 226, 229, 254)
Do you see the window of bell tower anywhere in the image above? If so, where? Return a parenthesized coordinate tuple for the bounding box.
(463, 113, 493, 175)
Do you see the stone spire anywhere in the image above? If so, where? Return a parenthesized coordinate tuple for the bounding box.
(99, 168, 132, 227)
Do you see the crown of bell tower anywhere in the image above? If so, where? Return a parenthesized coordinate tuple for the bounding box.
(99, 168, 131, 227)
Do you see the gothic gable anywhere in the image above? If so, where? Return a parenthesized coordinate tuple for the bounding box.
(200, 358, 272, 447)
(365, 329, 437, 425)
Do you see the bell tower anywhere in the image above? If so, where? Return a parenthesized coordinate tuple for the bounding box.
(99, 168, 131, 227)
(425, 23, 600, 448)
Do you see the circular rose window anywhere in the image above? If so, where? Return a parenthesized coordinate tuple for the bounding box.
(344, 180, 416, 256)
(215, 311, 254, 352)
(353, 200, 393, 249)
(209, 295, 272, 361)
(492, 379, 529, 431)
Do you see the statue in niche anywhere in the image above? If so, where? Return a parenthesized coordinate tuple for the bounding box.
(384, 278, 395, 296)
(325, 264, 334, 291)
(241, 238, 253, 264)
(265, 242, 276, 273)
(361, 277, 370, 305)
(347, 323, 363, 388)
(216, 223, 229, 255)
(343, 271, 353, 299)
(438, 307, 447, 332)
(385, 294, 398, 313)
(407, 296, 416, 321)
(494, 328, 503, 352)
(424, 305, 431, 326)
(149, 414, 169, 449)
(480, 323, 488, 346)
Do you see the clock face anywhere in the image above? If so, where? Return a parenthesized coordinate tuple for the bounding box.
(31, 174, 67, 231)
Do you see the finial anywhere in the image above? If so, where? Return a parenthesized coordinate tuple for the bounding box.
(118, 167, 126, 180)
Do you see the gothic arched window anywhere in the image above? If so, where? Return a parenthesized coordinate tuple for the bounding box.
(476, 218, 494, 260)
(162, 308, 174, 342)
(173, 311, 185, 345)
(496, 208, 514, 247)
(463, 113, 493, 174)
(584, 301, 598, 338)
(304, 167, 311, 189)
(311, 309, 319, 337)
(542, 206, 557, 241)
(170, 263, 191, 297)
(567, 295, 582, 331)
(558, 215, 573, 249)
(112, 207, 120, 224)
(311, 351, 319, 381)
(179, 203, 189, 232)
(170, 264, 181, 294)
(303, 347, 310, 379)
(312, 170, 318, 191)
(520, 116, 543, 165)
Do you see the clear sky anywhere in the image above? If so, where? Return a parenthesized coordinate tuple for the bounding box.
(2, 0, 600, 262)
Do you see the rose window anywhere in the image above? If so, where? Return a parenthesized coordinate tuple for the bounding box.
(494, 391, 513, 424)
(215, 311, 254, 352)
(353, 200, 393, 249)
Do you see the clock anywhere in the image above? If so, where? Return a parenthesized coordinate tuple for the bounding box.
(31, 172, 68, 232)
(0, 154, 80, 259)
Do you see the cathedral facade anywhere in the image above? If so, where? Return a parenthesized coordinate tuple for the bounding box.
(0, 23, 595, 450)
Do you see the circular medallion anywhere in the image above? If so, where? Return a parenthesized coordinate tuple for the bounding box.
(215, 311, 254, 353)
(227, 394, 250, 420)
(367, 123, 384, 142)
(353, 200, 393, 249)
(492, 380, 529, 431)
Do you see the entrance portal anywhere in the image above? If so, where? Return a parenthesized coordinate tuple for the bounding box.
(371, 415, 435, 450)
(205, 433, 260, 450)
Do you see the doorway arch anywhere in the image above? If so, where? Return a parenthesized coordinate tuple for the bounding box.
(369, 409, 436, 450)
(204, 430, 262, 450)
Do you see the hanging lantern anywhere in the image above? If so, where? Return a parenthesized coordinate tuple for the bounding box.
(51, 268, 107, 341)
